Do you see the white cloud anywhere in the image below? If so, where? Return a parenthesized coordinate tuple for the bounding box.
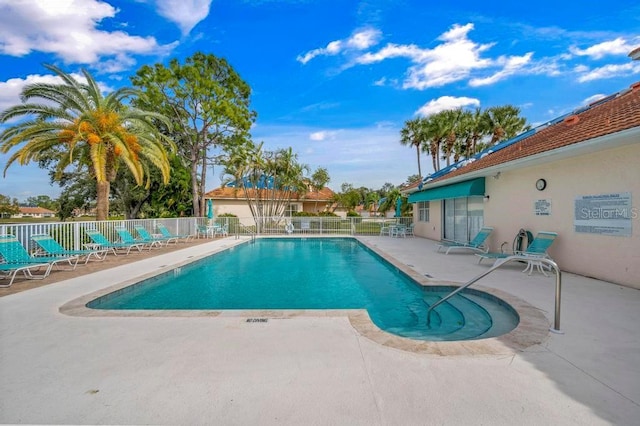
(469, 52, 533, 86)
(297, 28, 381, 64)
(582, 94, 607, 105)
(577, 62, 640, 82)
(0, 0, 176, 70)
(355, 23, 497, 89)
(415, 96, 480, 117)
(570, 38, 637, 59)
(154, 0, 212, 35)
(309, 131, 338, 141)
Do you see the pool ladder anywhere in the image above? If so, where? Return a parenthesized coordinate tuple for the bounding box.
(236, 224, 256, 243)
(426, 256, 563, 334)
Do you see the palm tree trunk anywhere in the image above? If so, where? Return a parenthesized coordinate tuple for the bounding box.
(96, 181, 110, 221)
(415, 145, 422, 178)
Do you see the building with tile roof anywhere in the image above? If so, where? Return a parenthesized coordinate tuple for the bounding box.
(204, 185, 338, 222)
(403, 81, 640, 288)
(12, 206, 56, 218)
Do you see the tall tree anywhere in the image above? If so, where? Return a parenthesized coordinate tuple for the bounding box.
(485, 105, 530, 146)
(310, 167, 330, 213)
(423, 112, 449, 172)
(0, 64, 174, 220)
(131, 52, 256, 217)
(25, 195, 58, 211)
(399, 117, 428, 178)
(0, 194, 20, 217)
(220, 142, 308, 230)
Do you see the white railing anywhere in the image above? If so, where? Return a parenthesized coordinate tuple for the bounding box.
(0, 217, 208, 252)
(1, 216, 414, 252)
(223, 216, 413, 237)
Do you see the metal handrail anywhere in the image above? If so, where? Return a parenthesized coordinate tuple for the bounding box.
(236, 223, 256, 242)
(426, 256, 563, 333)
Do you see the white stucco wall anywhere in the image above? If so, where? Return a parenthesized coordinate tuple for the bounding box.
(483, 143, 639, 288)
(414, 200, 442, 241)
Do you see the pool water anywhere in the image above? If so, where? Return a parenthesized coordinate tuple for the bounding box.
(88, 238, 519, 341)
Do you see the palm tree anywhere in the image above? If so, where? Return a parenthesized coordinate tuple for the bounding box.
(399, 118, 428, 178)
(423, 112, 450, 172)
(485, 105, 530, 146)
(0, 64, 174, 221)
(439, 109, 463, 167)
(310, 167, 330, 213)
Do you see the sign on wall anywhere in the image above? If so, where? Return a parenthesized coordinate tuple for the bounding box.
(534, 199, 552, 216)
(574, 192, 634, 237)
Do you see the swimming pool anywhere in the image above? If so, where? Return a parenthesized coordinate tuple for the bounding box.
(88, 238, 519, 341)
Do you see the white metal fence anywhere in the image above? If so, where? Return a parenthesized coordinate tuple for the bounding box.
(0, 216, 414, 253)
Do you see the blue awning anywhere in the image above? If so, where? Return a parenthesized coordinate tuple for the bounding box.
(408, 177, 485, 203)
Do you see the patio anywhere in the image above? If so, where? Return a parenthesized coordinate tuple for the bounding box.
(0, 235, 638, 424)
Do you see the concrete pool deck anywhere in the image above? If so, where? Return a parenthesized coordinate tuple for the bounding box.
(1, 236, 639, 424)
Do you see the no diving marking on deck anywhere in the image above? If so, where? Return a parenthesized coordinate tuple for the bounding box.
(246, 318, 269, 323)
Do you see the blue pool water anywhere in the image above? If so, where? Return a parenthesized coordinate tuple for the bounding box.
(88, 238, 519, 341)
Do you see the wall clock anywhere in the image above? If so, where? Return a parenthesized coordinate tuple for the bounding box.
(536, 178, 547, 191)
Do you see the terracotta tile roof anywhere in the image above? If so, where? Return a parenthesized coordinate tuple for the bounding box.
(19, 206, 55, 214)
(204, 186, 336, 201)
(408, 81, 640, 188)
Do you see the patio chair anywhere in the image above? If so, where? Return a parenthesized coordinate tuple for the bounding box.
(405, 223, 415, 238)
(115, 227, 158, 250)
(85, 228, 144, 255)
(31, 234, 107, 264)
(0, 234, 79, 273)
(156, 223, 194, 243)
(134, 225, 175, 246)
(196, 224, 214, 238)
(436, 227, 493, 254)
(476, 231, 558, 276)
(380, 224, 391, 236)
(0, 261, 52, 288)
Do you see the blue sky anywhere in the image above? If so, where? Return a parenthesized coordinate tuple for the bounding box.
(1, 0, 639, 201)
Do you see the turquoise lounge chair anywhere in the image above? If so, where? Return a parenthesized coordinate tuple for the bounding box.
(0, 261, 52, 287)
(436, 227, 493, 254)
(0, 234, 78, 274)
(85, 228, 144, 255)
(133, 225, 174, 246)
(115, 227, 157, 250)
(31, 234, 107, 264)
(156, 223, 193, 243)
(476, 231, 558, 276)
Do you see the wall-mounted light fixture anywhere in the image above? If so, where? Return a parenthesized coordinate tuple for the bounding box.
(493, 171, 501, 180)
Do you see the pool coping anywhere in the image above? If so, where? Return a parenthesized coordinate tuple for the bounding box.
(59, 236, 550, 356)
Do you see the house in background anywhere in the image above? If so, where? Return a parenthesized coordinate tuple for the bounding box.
(204, 185, 337, 223)
(403, 81, 640, 289)
(12, 206, 56, 218)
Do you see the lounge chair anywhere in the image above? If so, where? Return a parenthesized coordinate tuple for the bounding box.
(134, 225, 175, 246)
(115, 227, 158, 250)
(31, 234, 107, 264)
(156, 223, 194, 243)
(0, 261, 53, 287)
(85, 228, 144, 255)
(0, 234, 79, 275)
(476, 231, 558, 276)
(436, 227, 493, 254)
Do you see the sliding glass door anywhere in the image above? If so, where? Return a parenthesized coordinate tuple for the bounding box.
(443, 197, 484, 242)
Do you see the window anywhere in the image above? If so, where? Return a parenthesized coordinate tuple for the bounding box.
(418, 201, 430, 222)
(284, 203, 300, 217)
